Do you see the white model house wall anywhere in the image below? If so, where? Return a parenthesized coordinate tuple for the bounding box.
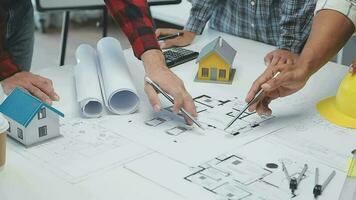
(25, 107, 61, 146)
(5, 106, 61, 146)
(6, 118, 27, 144)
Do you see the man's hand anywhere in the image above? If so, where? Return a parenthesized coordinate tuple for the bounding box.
(155, 28, 196, 49)
(141, 49, 197, 124)
(264, 49, 299, 66)
(245, 62, 311, 115)
(1, 72, 59, 104)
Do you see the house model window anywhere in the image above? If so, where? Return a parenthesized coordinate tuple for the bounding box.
(17, 128, 23, 140)
(39, 126, 48, 138)
(202, 68, 209, 77)
(219, 69, 226, 79)
(38, 107, 46, 120)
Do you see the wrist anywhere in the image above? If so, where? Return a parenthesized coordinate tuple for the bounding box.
(141, 49, 167, 75)
(295, 58, 316, 80)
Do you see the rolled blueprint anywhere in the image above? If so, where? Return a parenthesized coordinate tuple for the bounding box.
(74, 44, 104, 118)
(96, 37, 140, 115)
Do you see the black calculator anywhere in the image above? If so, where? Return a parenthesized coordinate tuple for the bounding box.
(163, 47, 199, 68)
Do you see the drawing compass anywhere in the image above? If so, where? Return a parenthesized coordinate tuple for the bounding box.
(313, 168, 336, 199)
(282, 162, 308, 196)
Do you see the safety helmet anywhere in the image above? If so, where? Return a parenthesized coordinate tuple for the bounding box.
(316, 72, 356, 128)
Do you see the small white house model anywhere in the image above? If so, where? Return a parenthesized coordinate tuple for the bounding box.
(0, 88, 64, 146)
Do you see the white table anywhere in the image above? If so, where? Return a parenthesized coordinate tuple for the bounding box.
(1, 28, 355, 200)
(150, 0, 191, 26)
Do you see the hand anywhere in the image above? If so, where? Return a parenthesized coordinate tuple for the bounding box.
(350, 59, 356, 75)
(264, 49, 299, 66)
(141, 49, 197, 124)
(245, 62, 311, 115)
(155, 28, 196, 49)
(1, 72, 59, 104)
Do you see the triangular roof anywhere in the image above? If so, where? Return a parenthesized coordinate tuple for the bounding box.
(0, 88, 64, 127)
(196, 36, 237, 65)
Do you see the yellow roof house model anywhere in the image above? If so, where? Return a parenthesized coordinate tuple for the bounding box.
(195, 37, 237, 84)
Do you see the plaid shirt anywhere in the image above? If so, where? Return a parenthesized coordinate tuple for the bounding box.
(105, 0, 160, 59)
(185, 0, 316, 54)
(316, 0, 356, 28)
(0, 0, 159, 80)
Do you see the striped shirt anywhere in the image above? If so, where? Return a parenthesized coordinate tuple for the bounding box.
(316, 0, 356, 29)
(185, 0, 316, 54)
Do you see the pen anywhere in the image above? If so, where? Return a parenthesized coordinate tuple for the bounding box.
(224, 72, 280, 131)
(158, 32, 184, 41)
(145, 76, 205, 130)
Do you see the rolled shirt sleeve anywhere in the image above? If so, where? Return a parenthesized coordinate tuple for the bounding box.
(277, 0, 316, 54)
(315, 0, 356, 29)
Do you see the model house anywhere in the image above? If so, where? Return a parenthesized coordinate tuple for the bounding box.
(0, 88, 64, 146)
(196, 37, 237, 83)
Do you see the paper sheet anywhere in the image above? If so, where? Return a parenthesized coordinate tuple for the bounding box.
(74, 44, 104, 118)
(8, 118, 151, 183)
(97, 37, 140, 115)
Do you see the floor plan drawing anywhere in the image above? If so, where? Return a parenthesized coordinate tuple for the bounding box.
(164, 95, 275, 136)
(8, 118, 151, 183)
(99, 94, 284, 166)
(124, 135, 346, 200)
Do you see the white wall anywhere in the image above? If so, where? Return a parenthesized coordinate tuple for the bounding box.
(6, 118, 27, 145)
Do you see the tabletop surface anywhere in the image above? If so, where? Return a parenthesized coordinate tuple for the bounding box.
(0, 28, 355, 200)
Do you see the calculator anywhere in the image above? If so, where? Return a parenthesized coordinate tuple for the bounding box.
(163, 47, 199, 68)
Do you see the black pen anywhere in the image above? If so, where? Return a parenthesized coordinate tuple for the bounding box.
(158, 32, 184, 41)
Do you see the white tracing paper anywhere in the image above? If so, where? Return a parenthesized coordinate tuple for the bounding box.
(74, 37, 139, 117)
(96, 37, 139, 115)
(74, 44, 104, 118)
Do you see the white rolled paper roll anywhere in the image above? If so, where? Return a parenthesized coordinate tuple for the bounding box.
(75, 44, 104, 118)
(96, 37, 139, 115)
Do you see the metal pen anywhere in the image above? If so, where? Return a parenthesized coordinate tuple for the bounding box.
(145, 76, 205, 130)
(224, 72, 280, 131)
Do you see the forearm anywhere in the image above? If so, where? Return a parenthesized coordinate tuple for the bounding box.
(141, 49, 166, 74)
(299, 10, 355, 75)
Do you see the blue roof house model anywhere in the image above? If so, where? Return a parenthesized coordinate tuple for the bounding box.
(0, 88, 64, 146)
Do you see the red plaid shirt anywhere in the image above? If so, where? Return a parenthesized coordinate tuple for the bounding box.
(0, 0, 159, 80)
(105, 0, 160, 59)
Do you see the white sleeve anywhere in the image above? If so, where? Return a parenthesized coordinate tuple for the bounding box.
(315, 0, 356, 29)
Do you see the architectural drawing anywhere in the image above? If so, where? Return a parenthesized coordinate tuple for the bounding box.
(98, 94, 282, 166)
(162, 95, 275, 136)
(8, 118, 150, 183)
(184, 155, 292, 200)
(125, 134, 345, 200)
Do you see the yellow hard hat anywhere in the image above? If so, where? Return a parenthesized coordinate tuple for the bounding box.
(316, 72, 356, 129)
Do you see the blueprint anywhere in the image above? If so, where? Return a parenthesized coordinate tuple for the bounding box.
(74, 37, 140, 117)
(122, 99, 352, 200)
(8, 118, 151, 183)
(7, 93, 353, 199)
(125, 136, 346, 200)
(99, 95, 283, 165)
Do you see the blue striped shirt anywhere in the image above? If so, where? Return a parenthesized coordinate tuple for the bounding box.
(185, 0, 316, 53)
